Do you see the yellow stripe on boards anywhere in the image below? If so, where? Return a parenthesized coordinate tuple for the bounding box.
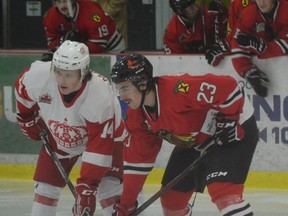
(1, 165, 288, 190)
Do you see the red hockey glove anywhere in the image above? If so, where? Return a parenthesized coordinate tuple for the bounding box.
(16, 112, 47, 141)
(215, 113, 245, 145)
(73, 183, 97, 216)
(244, 66, 269, 97)
(205, 40, 230, 66)
(112, 202, 138, 216)
(236, 32, 267, 54)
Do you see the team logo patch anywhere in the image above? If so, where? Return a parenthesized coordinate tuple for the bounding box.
(48, 119, 88, 148)
(242, 0, 249, 7)
(91, 13, 101, 22)
(127, 60, 141, 70)
(179, 33, 187, 44)
(156, 129, 196, 148)
(38, 93, 53, 104)
(174, 80, 190, 94)
(79, 47, 86, 54)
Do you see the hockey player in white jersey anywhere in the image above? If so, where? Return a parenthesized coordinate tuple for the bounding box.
(15, 40, 125, 216)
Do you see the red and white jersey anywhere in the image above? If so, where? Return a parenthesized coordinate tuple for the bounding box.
(163, 7, 228, 54)
(120, 73, 254, 205)
(227, 0, 254, 41)
(43, 0, 125, 53)
(231, 0, 288, 76)
(15, 60, 124, 182)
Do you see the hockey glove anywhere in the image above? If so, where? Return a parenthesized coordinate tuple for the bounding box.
(40, 47, 57, 62)
(64, 30, 82, 42)
(40, 51, 54, 62)
(112, 202, 138, 216)
(244, 67, 269, 97)
(208, 0, 227, 16)
(205, 40, 230, 66)
(236, 32, 267, 54)
(16, 112, 47, 141)
(215, 113, 245, 145)
(73, 183, 97, 216)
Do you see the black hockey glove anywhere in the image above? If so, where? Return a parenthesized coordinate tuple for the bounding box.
(244, 67, 270, 97)
(208, 0, 227, 16)
(205, 40, 230, 66)
(40, 47, 57, 62)
(64, 30, 82, 42)
(215, 113, 245, 145)
(236, 32, 267, 54)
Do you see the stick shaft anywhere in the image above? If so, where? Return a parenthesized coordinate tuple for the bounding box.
(40, 131, 76, 198)
(66, 0, 76, 30)
(131, 138, 216, 216)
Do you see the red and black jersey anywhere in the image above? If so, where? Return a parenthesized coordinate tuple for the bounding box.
(227, 0, 255, 41)
(231, 0, 288, 76)
(163, 6, 228, 54)
(43, 0, 125, 53)
(120, 73, 254, 206)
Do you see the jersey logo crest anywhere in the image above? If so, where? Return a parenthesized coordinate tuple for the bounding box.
(156, 129, 196, 148)
(242, 0, 249, 7)
(48, 119, 88, 148)
(38, 93, 53, 104)
(91, 13, 101, 22)
(174, 80, 190, 94)
(127, 60, 141, 70)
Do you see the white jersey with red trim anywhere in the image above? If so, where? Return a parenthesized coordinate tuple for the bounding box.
(15, 60, 123, 159)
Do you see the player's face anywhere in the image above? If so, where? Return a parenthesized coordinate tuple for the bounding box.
(54, 67, 82, 95)
(54, 0, 70, 17)
(115, 81, 143, 109)
(181, 3, 199, 23)
(255, 0, 275, 13)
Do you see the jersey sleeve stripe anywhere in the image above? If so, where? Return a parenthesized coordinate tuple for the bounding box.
(218, 86, 243, 109)
(276, 39, 288, 54)
(82, 151, 112, 167)
(123, 161, 154, 175)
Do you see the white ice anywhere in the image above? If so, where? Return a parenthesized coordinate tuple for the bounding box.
(0, 180, 288, 216)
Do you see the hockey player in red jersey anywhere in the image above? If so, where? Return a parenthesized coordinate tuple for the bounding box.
(205, 0, 255, 67)
(41, 0, 125, 61)
(110, 54, 259, 215)
(227, 0, 255, 40)
(15, 41, 125, 216)
(163, 0, 228, 54)
(230, 0, 288, 97)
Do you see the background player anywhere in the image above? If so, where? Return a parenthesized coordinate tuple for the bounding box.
(164, 0, 228, 54)
(231, 0, 288, 97)
(42, 0, 125, 61)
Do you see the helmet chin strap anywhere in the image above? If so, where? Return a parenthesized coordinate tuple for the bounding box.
(139, 91, 147, 108)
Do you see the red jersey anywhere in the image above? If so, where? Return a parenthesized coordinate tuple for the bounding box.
(163, 7, 228, 54)
(231, 0, 288, 76)
(43, 0, 125, 53)
(227, 0, 254, 41)
(120, 73, 254, 205)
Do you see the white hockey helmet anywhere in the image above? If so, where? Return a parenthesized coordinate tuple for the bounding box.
(52, 40, 90, 78)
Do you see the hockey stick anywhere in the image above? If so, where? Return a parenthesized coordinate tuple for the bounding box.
(39, 130, 91, 216)
(67, 0, 76, 31)
(131, 137, 217, 216)
(39, 130, 76, 198)
(201, 0, 207, 50)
